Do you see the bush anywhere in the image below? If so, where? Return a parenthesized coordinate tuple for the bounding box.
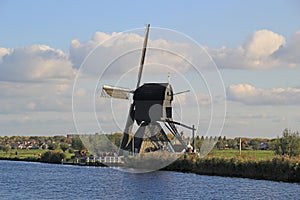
(60, 143, 69, 152)
(48, 143, 58, 150)
(0, 145, 11, 154)
(40, 150, 66, 163)
(68, 148, 74, 153)
(71, 137, 84, 150)
(275, 129, 300, 157)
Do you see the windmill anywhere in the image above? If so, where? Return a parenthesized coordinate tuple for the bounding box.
(101, 24, 195, 154)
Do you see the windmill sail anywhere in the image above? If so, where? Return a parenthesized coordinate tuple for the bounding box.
(101, 85, 131, 99)
(136, 24, 150, 89)
(120, 24, 150, 152)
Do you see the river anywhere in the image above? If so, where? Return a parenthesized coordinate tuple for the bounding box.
(0, 160, 299, 199)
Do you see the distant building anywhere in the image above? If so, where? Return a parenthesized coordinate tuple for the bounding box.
(260, 142, 268, 150)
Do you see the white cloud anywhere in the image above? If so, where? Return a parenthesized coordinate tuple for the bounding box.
(0, 45, 75, 82)
(245, 30, 285, 59)
(26, 102, 36, 110)
(74, 88, 87, 96)
(1, 29, 299, 85)
(173, 93, 187, 106)
(69, 32, 144, 70)
(55, 84, 70, 94)
(0, 82, 73, 113)
(208, 29, 299, 69)
(69, 31, 204, 80)
(272, 31, 300, 64)
(0, 47, 11, 63)
(227, 84, 300, 105)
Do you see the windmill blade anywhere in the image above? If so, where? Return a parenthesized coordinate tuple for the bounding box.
(120, 103, 135, 151)
(120, 24, 150, 154)
(101, 85, 132, 99)
(136, 24, 150, 89)
(174, 90, 190, 96)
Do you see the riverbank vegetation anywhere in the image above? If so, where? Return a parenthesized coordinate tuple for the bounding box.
(0, 129, 299, 182)
(164, 154, 300, 182)
(165, 129, 300, 183)
(40, 150, 66, 163)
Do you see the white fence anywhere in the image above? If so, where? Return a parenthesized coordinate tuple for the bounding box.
(86, 156, 122, 163)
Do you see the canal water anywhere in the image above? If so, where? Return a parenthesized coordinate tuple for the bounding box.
(0, 160, 299, 199)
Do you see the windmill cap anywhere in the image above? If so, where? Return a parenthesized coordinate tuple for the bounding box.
(133, 83, 173, 101)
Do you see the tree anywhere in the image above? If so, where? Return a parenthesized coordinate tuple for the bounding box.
(41, 150, 66, 163)
(48, 143, 58, 150)
(71, 137, 84, 150)
(3, 145, 10, 154)
(60, 143, 69, 152)
(194, 136, 204, 150)
(227, 139, 238, 149)
(268, 139, 277, 150)
(54, 135, 66, 143)
(4, 145, 10, 154)
(249, 139, 261, 150)
(107, 133, 123, 147)
(216, 136, 226, 150)
(275, 129, 300, 157)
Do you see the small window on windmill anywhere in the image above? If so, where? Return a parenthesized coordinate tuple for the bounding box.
(166, 107, 172, 118)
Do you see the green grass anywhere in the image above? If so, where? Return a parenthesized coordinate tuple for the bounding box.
(0, 149, 44, 159)
(0, 149, 74, 160)
(208, 149, 275, 160)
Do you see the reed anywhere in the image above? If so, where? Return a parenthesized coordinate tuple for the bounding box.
(164, 154, 300, 183)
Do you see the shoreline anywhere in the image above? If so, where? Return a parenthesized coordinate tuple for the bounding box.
(1, 155, 299, 183)
(163, 154, 300, 183)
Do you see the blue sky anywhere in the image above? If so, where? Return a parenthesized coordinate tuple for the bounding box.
(1, 1, 299, 48)
(0, 1, 299, 137)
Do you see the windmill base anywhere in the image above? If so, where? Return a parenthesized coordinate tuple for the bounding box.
(121, 121, 187, 154)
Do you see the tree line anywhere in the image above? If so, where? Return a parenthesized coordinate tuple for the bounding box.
(1, 129, 299, 157)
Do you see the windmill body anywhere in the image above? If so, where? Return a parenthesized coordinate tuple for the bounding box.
(134, 83, 173, 124)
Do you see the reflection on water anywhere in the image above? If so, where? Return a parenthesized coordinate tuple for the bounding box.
(0, 160, 299, 199)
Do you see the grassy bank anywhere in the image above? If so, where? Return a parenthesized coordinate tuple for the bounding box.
(0, 149, 74, 163)
(164, 153, 300, 183)
(0, 149, 46, 160)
